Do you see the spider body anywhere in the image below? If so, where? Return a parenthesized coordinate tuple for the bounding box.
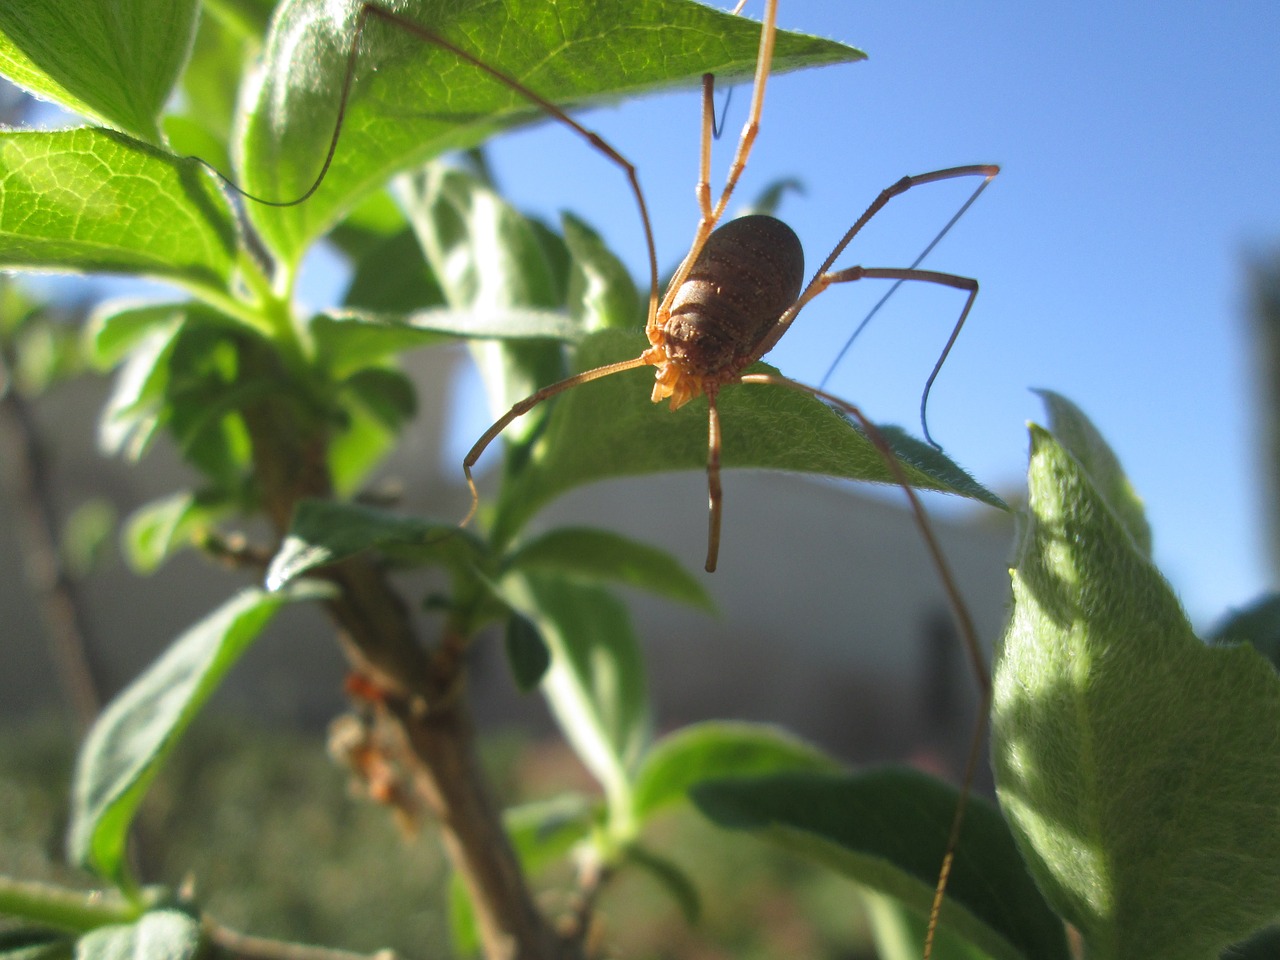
(646, 213, 805, 410)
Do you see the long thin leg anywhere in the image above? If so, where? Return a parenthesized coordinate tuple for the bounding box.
(813, 266, 979, 448)
(657, 0, 779, 320)
(818, 174, 996, 390)
(739, 371, 990, 960)
(744, 166, 997, 446)
(705, 390, 724, 572)
(461, 357, 650, 526)
(752, 165, 998, 362)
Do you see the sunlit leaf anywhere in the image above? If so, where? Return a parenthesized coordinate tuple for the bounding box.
(0, 130, 237, 293)
(239, 0, 863, 265)
(0, 0, 198, 143)
(491, 329, 1003, 544)
(992, 426, 1280, 960)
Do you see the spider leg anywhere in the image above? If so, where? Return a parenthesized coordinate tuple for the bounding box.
(704, 389, 725, 572)
(461, 356, 650, 527)
(738, 370, 990, 960)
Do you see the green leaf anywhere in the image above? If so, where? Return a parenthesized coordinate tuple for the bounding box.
(74, 910, 202, 960)
(992, 426, 1280, 960)
(166, 7, 256, 158)
(495, 573, 650, 830)
(402, 164, 568, 443)
(863, 891, 992, 960)
(505, 527, 712, 611)
(341, 366, 417, 431)
(0, 930, 72, 960)
(504, 614, 551, 692)
(97, 316, 185, 461)
(1032, 389, 1151, 555)
(239, 0, 863, 265)
(1223, 926, 1280, 960)
(632, 721, 839, 822)
(84, 303, 187, 372)
(0, 0, 199, 143)
(123, 491, 200, 576)
(68, 584, 329, 888)
(1207, 593, 1280, 671)
(311, 307, 579, 380)
(693, 768, 1070, 960)
(563, 212, 641, 332)
(491, 328, 1003, 544)
(0, 130, 238, 293)
(265, 499, 481, 590)
(342, 228, 445, 314)
(622, 844, 702, 926)
(327, 395, 400, 497)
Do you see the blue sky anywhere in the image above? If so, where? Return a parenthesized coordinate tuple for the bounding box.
(440, 0, 1280, 628)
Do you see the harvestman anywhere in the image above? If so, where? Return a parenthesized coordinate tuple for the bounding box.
(229, 1, 999, 955)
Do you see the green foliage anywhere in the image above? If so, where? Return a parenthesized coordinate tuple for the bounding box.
(0, 0, 198, 143)
(695, 769, 1069, 960)
(68, 584, 331, 890)
(6, 1, 1274, 958)
(993, 400, 1280, 960)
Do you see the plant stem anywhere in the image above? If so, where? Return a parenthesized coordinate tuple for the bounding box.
(0, 875, 140, 931)
(206, 922, 397, 960)
(238, 342, 561, 960)
(0, 351, 102, 728)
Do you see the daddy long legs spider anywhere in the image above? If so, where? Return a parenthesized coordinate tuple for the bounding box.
(216, 1, 1002, 955)
(434, 2, 997, 954)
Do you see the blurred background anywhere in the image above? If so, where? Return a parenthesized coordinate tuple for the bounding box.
(3, 1, 1279, 957)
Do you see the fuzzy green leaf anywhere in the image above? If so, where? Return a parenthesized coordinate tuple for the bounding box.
(74, 910, 202, 960)
(239, 0, 863, 265)
(68, 584, 328, 888)
(490, 328, 1003, 544)
(693, 768, 1070, 960)
(992, 426, 1280, 960)
(122, 491, 226, 574)
(0, 0, 198, 143)
(0, 130, 237, 292)
(1033, 389, 1152, 555)
(623, 844, 702, 926)
(505, 527, 712, 610)
(1207, 593, 1280, 671)
(341, 227, 445, 314)
(97, 316, 186, 461)
(84, 303, 188, 371)
(863, 892, 992, 960)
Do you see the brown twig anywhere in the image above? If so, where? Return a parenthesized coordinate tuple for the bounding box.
(237, 342, 559, 960)
(0, 348, 102, 728)
(206, 921, 398, 960)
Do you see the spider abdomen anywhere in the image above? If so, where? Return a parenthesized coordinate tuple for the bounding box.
(664, 214, 804, 377)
